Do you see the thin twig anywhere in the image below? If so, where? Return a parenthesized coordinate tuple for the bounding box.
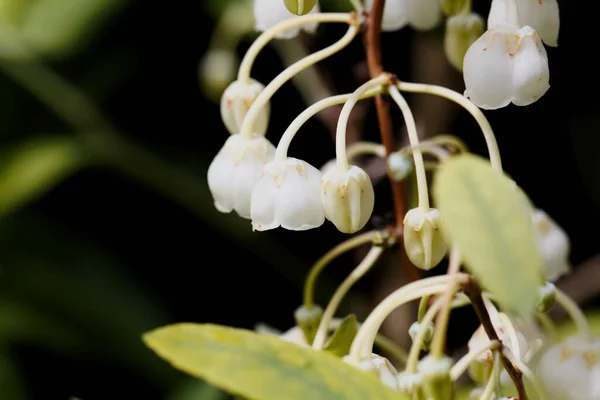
(363, 0, 419, 282)
(463, 278, 528, 400)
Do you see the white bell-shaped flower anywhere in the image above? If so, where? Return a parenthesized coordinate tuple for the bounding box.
(365, 0, 441, 32)
(346, 353, 399, 391)
(488, 0, 559, 47)
(250, 157, 325, 231)
(220, 78, 269, 135)
(537, 334, 600, 400)
(207, 134, 275, 218)
(532, 209, 571, 282)
(444, 12, 485, 71)
(403, 207, 448, 270)
(321, 165, 375, 234)
(463, 24, 549, 109)
(468, 312, 529, 384)
(253, 0, 320, 39)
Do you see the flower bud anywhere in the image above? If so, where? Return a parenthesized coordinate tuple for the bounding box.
(397, 372, 423, 395)
(387, 152, 413, 182)
(532, 209, 571, 282)
(321, 165, 375, 234)
(536, 281, 556, 313)
(283, 0, 317, 16)
(294, 305, 323, 344)
(220, 78, 270, 135)
(418, 355, 454, 400)
(403, 208, 448, 270)
(351, 353, 399, 391)
(251, 157, 325, 231)
(207, 134, 275, 218)
(444, 12, 484, 71)
(409, 321, 435, 351)
(537, 334, 600, 400)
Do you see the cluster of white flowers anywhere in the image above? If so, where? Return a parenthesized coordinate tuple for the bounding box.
(204, 2, 596, 398)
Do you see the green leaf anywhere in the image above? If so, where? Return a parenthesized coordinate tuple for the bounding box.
(323, 314, 358, 357)
(144, 323, 406, 400)
(0, 136, 84, 216)
(433, 154, 544, 316)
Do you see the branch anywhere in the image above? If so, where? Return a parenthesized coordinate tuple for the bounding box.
(363, 0, 419, 282)
(463, 279, 528, 400)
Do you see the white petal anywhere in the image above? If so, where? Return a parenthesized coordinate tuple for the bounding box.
(220, 79, 270, 135)
(251, 158, 325, 231)
(300, 1, 320, 34)
(321, 165, 375, 233)
(488, 0, 509, 28)
(463, 26, 516, 109)
(516, 0, 560, 46)
(407, 0, 441, 31)
(207, 135, 275, 218)
(365, 0, 408, 32)
(253, 0, 301, 39)
(512, 26, 550, 106)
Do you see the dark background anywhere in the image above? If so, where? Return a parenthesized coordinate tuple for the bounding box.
(0, 0, 597, 399)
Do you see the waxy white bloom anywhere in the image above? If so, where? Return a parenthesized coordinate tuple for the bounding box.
(468, 312, 529, 384)
(220, 79, 269, 135)
(250, 157, 324, 231)
(208, 134, 275, 218)
(321, 165, 375, 234)
(365, 0, 441, 32)
(444, 12, 485, 71)
(403, 208, 448, 270)
(532, 209, 571, 282)
(253, 0, 320, 39)
(463, 24, 549, 109)
(348, 353, 399, 391)
(537, 334, 600, 400)
(488, 0, 560, 47)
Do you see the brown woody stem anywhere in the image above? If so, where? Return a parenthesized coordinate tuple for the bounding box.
(363, 0, 419, 283)
(464, 279, 528, 400)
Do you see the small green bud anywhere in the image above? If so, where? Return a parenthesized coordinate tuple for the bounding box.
(294, 304, 323, 344)
(323, 314, 358, 357)
(283, 0, 318, 15)
(536, 281, 557, 313)
(397, 372, 423, 395)
(387, 152, 414, 182)
(418, 355, 454, 400)
(409, 321, 435, 351)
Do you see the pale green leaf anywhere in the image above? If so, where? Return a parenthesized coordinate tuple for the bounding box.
(433, 154, 544, 316)
(323, 314, 358, 357)
(0, 136, 84, 215)
(144, 323, 406, 400)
